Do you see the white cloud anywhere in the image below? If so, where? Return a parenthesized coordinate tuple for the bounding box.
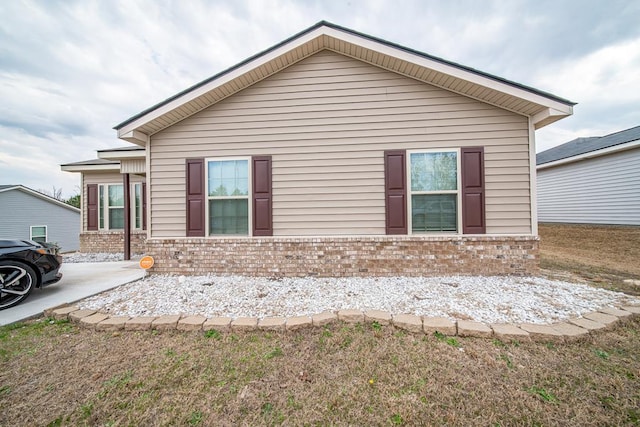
(0, 0, 639, 192)
(534, 37, 640, 151)
(535, 38, 640, 106)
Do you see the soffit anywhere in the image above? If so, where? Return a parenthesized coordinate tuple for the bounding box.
(117, 25, 573, 143)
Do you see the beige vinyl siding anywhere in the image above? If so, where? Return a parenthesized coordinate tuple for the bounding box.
(150, 50, 531, 237)
(82, 172, 145, 232)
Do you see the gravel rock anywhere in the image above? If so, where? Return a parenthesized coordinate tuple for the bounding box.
(77, 275, 640, 325)
(63, 253, 143, 263)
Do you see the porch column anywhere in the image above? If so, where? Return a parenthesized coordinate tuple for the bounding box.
(123, 173, 131, 260)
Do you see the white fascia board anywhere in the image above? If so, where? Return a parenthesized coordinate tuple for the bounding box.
(537, 139, 640, 170)
(0, 186, 19, 194)
(117, 24, 573, 137)
(324, 27, 575, 115)
(98, 150, 146, 161)
(531, 107, 574, 129)
(116, 29, 328, 137)
(118, 130, 149, 146)
(13, 186, 80, 213)
(61, 164, 120, 173)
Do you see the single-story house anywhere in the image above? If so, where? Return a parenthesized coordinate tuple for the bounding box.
(0, 185, 81, 251)
(537, 125, 640, 225)
(62, 21, 574, 276)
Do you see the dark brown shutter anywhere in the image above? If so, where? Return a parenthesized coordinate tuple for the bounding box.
(186, 158, 205, 236)
(384, 150, 407, 234)
(461, 147, 486, 234)
(142, 182, 147, 230)
(86, 184, 98, 231)
(252, 156, 272, 236)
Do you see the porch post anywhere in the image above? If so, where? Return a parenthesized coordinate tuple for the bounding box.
(123, 173, 131, 261)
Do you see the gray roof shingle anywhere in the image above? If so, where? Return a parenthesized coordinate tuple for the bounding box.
(537, 125, 640, 165)
(60, 158, 119, 167)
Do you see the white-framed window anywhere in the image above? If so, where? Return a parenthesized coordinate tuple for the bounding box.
(407, 149, 461, 234)
(132, 183, 143, 230)
(30, 225, 47, 244)
(98, 184, 124, 230)
(205, 157, 251, 235)
(98, 183, 143, 230)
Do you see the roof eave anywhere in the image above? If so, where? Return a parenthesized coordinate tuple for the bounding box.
(0, 185, 81, 213)
(98, 149, 145, 161)
(537, 139, 640, 170)
(61, 163, 121, 173)
(532, 106, 574, 130)
(116, 21, 575, 139)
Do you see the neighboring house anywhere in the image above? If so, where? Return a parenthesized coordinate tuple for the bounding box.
(62, 21, 574, 276)
(537, 125, 640, 226)
(0, 185, 80, 251)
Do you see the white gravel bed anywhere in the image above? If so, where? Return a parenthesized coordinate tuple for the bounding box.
(63, 253, 142, 263)
(77, 275, 640, 325)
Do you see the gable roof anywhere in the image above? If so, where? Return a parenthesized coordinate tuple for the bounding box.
(537, 125, 640, 168)
(60, 158, 120, 172)
(115, 21, 574, 145)
(0, 185, 80, 213)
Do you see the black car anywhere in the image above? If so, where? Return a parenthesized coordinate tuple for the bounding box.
(0, 240, 63, 310)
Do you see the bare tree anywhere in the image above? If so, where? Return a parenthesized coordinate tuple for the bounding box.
(37, 186, 64, 201)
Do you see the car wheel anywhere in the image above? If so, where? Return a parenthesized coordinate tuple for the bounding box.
(0, 260, 36, 310)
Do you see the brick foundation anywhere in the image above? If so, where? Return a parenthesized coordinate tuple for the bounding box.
(145, 235, 539, 276)
(79, 231, 147, 254)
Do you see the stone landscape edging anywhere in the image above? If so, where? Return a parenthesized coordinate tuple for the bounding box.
(44, 304, 640, 342)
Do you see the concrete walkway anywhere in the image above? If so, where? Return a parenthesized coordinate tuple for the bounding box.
(1, 261, 143, 326)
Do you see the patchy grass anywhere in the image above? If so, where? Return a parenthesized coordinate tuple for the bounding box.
(539, 223, 640, 295)
(1, 318, 640, 426)
(0, 223, 639, 425)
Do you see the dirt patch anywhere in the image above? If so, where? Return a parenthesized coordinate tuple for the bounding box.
(539, 223, 640, 295)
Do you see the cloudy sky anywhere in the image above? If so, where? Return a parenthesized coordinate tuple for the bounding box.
(1, 0, 638, 198)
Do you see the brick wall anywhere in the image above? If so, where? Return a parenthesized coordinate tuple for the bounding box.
(79, 231, 147, 254)
(144, 236, 538, 276)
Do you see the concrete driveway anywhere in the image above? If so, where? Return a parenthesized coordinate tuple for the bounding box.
(1, 260, 143, 326)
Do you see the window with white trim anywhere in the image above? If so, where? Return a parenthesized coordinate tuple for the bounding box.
(408, 150, 460, 233)
(98, 184, 123, 229)
(206, 158, 250, 235)
(133, 183, 142, 230)
(30, 225, 47, 244)
(98, 183, 143, 230)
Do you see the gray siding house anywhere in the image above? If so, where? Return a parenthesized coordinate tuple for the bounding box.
(0, 185, 81, 251)
(537, 125, 640, 225)
(63, 21, 574, 276)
